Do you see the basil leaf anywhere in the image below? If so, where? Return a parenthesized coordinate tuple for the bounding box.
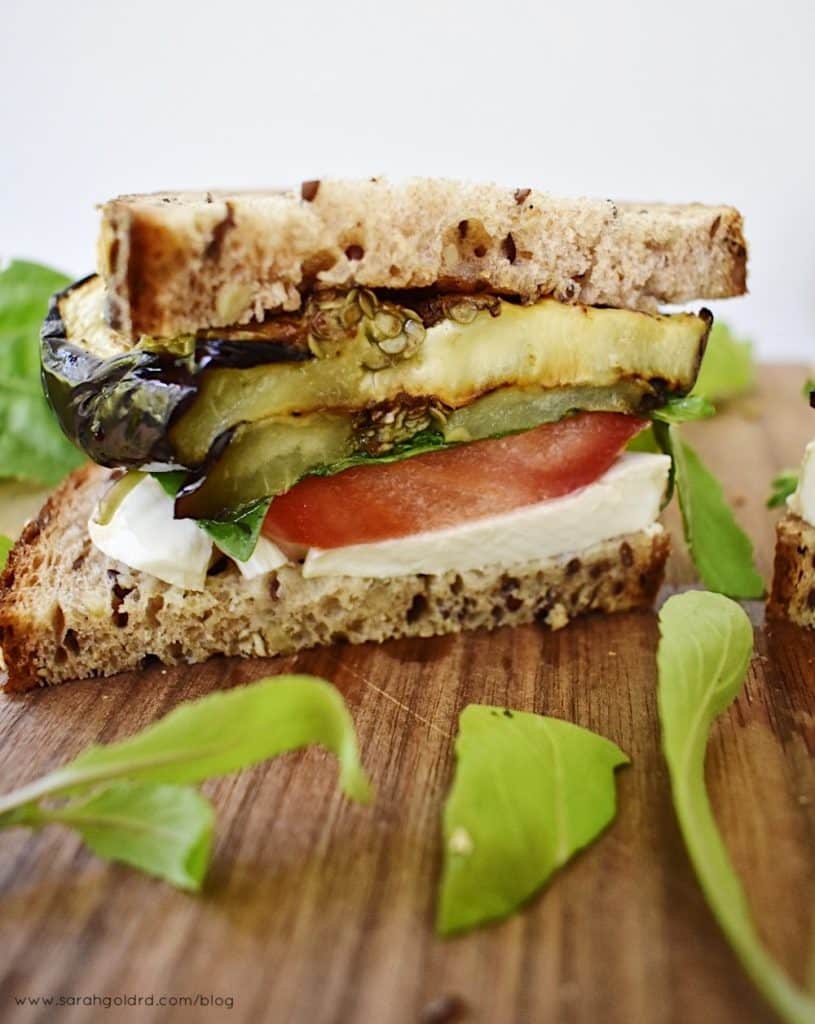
(0, 673, 372, 827)
(437, 705, 628, 935)
(44, 782, 214, 890)
(0, 260, 85, 484)
(0, 535, 12, 570)
(152, 470, 187, 499)
(768, 472, 799, 509)
(153, 471, 271, 562)
(196, 499, 272, 561)
(658, 592, 815, 1024)
(691, 321, 755, 402)
(311, 429, 448, 477)
(650, 395, 716, 424)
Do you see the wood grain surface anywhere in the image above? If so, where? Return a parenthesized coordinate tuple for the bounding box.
(1, 365, 814, 1024)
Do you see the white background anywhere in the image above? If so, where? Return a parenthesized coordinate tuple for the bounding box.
(2, 0, 813, 360)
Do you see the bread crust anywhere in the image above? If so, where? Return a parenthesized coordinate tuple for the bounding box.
(768, 513, 815, 627)
(0, 466, 670, 691)
(98, 179, 747, 339)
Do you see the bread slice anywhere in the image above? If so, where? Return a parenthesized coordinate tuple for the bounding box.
(767, 513, 815, 627)
(98, 178, 747, 340)
(0, 465, 670, 691)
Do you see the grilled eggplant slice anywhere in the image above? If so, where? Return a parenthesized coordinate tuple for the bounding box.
(44, 276, 711, 470)
(42, 274, 711, 517)
(173, 299, 710, 464)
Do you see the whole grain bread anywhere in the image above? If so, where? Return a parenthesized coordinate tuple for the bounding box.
(767, 513, 815, 627)
(98, 178, 747, 340)
(0, 465, 669, 691)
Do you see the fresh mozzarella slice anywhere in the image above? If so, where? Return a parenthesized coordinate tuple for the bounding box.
(302, 452, 670, 579)
(788, 439, 815, 525)
(89, 476, 213, 590)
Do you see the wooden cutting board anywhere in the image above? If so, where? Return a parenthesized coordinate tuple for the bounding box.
(1, 365, 814, 1024)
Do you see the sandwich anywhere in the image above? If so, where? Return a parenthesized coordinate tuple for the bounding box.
(0, 179, 748, 690)
(768, 425, 815, 626)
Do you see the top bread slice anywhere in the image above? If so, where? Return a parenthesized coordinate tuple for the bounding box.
(98, 178, 747, 340)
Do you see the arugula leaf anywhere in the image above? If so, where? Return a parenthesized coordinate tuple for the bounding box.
(691, 321, 755, 402)
(0, 674, 371, 812)
(768, 472, 799, 509)
(39, 782, 213, 890)
(0, 675, 372, 888)
(0, 535, 12, 570)
(0, 260, 85, 484)
(658, 592, 815, 1024)
(153, 472, 271, 562)
(437, 704, 628, 935)
(668, 426, 763, 598)
(634, 423, 762, 598)
(802, 379, 815, 400)
(650, 395, 716, 424)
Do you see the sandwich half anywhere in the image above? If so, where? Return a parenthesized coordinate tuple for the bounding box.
(0, 179, 747, 689)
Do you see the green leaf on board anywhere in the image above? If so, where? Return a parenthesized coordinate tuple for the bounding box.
(658, 592, 815, 1024)
(437, 704, 628, 935)
(0, 675, 371, 889)
(46, 782, 213, 890)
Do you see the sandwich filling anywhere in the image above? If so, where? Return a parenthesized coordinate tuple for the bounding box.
(88, 452, 670, 590)
(43, 274, 708, 585)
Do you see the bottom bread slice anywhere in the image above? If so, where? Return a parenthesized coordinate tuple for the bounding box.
(767, 512, 815, 627)
(0, 465, 670, 691)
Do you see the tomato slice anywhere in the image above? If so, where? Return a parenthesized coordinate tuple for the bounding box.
(262, 412, 645, 549)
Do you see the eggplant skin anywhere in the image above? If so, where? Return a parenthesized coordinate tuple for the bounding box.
(41, 334, 198, 467)
(40, 276, 312, 468)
